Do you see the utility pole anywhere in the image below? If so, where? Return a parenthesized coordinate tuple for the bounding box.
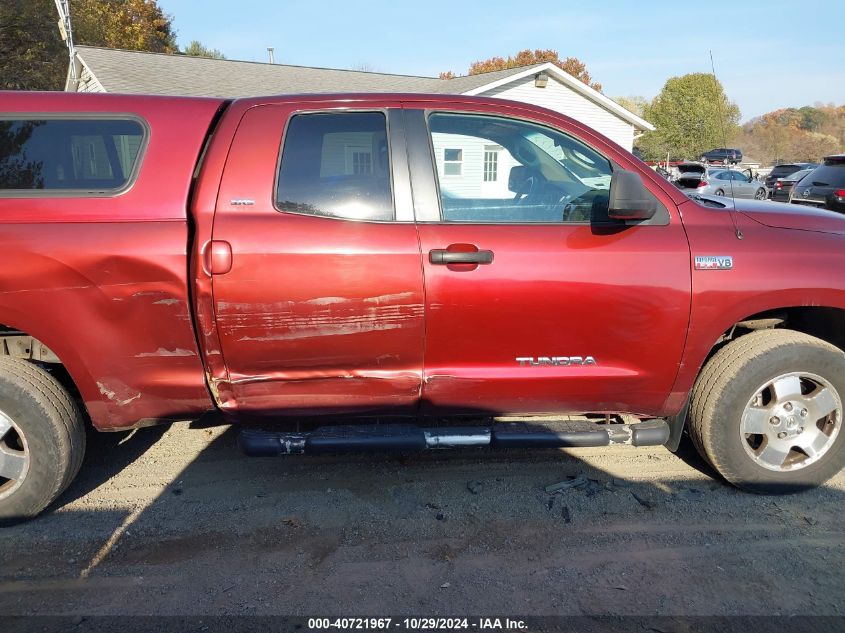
(54, 0, 77, 89)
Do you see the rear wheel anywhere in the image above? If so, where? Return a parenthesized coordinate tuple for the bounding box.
(754, 188, 767, 200)
(0, 358, 85, 525)
(714, 189, 725, 196)
(689, 330, 845, 493)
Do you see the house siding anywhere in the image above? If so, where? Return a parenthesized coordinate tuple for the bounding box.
(76, 64, 105, 93)
(478, 76, 635, 151)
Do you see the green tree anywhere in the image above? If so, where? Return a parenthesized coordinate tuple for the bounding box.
(798, 106, 825, 132)
(637, 73, 740, 161)
(440, 49, 601, 91)
(182, 40, 226, 59)
(0, 0, 67, 90)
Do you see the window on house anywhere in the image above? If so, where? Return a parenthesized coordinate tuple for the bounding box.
(276, 112, 394, 221)
(483, 145, 500, 182)
(443, 148, 462, 176)
(0, 117, 146, 193)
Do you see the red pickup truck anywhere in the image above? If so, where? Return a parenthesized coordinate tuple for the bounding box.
(2, 91, 845, 522)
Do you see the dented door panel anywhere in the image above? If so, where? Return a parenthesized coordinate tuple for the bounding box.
(209, 103, 425, 416)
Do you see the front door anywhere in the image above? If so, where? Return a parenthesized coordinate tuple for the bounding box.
(405, 107, 692, 417)
(210, 104, 424, 416)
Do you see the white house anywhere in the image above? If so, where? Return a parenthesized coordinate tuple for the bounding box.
(66, 47, 653, 152)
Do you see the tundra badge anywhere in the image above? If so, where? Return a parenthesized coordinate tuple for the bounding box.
(694, 256, 733, 270)
(516, 356, 597, 367)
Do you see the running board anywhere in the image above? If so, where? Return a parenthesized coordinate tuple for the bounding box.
(238, 419, 670, 457)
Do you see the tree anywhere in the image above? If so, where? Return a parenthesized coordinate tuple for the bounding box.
(613, 96, 648, 118)
(636, 73, 740, 161)
(183, 40, 226, 59)
(72, 0, 177, 53)
(734, 103, 844, 164)
(0, 0, 177, 91)
(0, 0, 67, 90)
(440, 49, 601, 91)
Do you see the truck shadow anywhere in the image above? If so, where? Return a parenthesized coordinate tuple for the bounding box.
(2, 417, 844, 617)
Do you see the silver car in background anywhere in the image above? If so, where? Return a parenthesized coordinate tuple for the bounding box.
(674, 162, 768, 199)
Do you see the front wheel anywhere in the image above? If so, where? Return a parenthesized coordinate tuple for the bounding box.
(714, 189, 725, 196)
(689, 329, 845, 493)
(754, 188, 767, 200)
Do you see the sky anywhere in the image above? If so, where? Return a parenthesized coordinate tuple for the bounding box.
(157, 0, 845, 121)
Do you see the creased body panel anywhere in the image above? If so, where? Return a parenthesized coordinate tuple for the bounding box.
(0, 92, 223, 429)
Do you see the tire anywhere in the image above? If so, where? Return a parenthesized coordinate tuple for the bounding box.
(689, 329, 845, 494)
(714, 189, 725, 196)
(754, 188, 767, 200)
(0, 357, 85, 525)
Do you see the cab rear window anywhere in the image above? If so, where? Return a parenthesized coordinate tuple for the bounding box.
(0, 117, 146, 195)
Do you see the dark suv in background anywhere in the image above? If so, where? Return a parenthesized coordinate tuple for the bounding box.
(700, 148, 742, 164)
(765, 162, 818, 191)
(790, 155, 845, 213)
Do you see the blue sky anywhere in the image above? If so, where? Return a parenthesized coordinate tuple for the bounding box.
(158, 0, 844, 121)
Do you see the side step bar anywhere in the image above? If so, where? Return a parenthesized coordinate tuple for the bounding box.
(238, 419, 670, 457)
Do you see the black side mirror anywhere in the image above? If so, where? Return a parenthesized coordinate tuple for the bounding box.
(507, 166, 527, 193)
(607, 169, 658, 221)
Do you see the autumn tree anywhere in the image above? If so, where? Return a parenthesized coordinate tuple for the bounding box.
(0, 0, 67, 90)
(0, 0, 177, 91)
(636, 73, 740, 161)
(734, 104, 843, 164)
(72, 0, 177, 53)
(440, 49, 601, 91)
(183, 40, 226, 59)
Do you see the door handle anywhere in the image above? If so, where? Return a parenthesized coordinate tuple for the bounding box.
(202, 240, 233, 275)
(429, 248, 494, 265)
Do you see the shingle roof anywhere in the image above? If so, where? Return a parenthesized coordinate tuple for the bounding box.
(76, 46, 442, 97)
(72, 48, 652, 131)
(75, 46, 549, 98)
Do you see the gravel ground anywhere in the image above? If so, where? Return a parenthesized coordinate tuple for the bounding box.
(1, 420, 844, 617)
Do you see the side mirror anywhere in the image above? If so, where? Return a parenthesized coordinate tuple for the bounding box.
(507, 165, 527, 193)
(607, 169, 658, 221)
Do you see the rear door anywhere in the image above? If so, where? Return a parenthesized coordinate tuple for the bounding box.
(404, 106, 691, 417)
(209, 103, 424, 416)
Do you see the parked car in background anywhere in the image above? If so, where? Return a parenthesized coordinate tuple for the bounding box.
(771, 168, 814, 202)
(790, 155, 845, 213)
(765, 163, 818, 193)
(675, 163, 767, 199)
(700, 148, 742, 164)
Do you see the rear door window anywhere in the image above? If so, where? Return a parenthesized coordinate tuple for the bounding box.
(0, 117, 146, 195)
(805, 165, 845, 187)
(275, 112, 394, 221)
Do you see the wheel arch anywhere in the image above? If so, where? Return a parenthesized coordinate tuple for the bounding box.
(665, 304, 845, 451)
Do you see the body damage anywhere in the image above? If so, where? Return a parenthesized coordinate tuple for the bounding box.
(0, 92, 224, 429)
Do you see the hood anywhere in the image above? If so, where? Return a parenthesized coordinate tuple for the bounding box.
(732, 198, 845, 235)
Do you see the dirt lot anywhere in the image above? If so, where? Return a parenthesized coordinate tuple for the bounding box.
(1, 420, 845, 617)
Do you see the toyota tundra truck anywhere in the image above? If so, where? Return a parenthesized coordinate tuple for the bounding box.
(2, 91, 845, 523)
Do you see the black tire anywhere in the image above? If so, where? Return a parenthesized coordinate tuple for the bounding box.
(754, 188, 767, 200)
(0, 357, 85, 525)
(714, 189, 725, 196)
(689, 329, 845, 493)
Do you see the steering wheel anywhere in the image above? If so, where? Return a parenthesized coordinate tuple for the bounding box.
(513, 175, 538, 205)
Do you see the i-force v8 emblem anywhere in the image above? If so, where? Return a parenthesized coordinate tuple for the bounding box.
(516, 356, 597, 367)
(694, 255, 733, 270)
